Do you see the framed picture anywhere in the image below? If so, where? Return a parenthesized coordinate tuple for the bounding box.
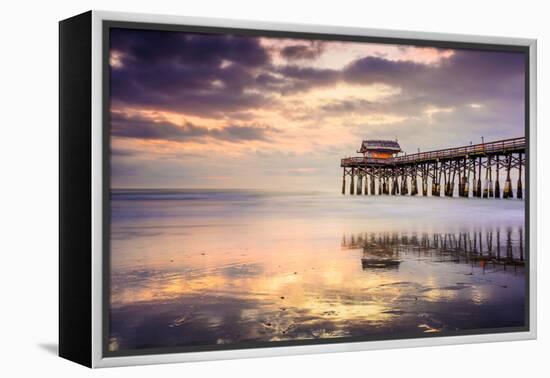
(59, 10, 537, 368)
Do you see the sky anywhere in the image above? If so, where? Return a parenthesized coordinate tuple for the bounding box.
(109, 28, 526, 190)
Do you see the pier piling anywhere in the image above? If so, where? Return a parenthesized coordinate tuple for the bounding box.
(488, 157, 494, 197)
(495, 156, 500, 198)
(460, 158, 468, 197)
(473, 159, 478, 197)
(503, 155, 512, 199)
(341, 171, 346, 195)
(517, 153, 523, 199)
(350, 168, 355, 195)
(483, 157, 489, 198)
(476, 157, 482, 198)
(401, 174, 408, 195)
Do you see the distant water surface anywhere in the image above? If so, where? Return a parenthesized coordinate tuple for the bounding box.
(108, 189, 526, 352)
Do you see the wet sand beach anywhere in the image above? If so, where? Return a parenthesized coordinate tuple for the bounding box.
(109, 190, 526, 352)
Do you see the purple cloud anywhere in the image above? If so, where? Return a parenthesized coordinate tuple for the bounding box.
(280, 42, 324, 61)
(111, 111, 279, 143)
(109, 28, 525, 139)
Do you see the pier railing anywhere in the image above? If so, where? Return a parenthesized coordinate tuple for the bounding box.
(394, 137, 525, 164)
(341, 157, 390, 166)
(341, 137, 525, 167)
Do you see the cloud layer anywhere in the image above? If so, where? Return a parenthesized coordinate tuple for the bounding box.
(109, 28, 526, 189)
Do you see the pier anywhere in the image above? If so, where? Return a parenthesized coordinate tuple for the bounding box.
(340, 137, 525, 198)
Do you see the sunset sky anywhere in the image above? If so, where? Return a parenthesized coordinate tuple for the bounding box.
(109, 28, 526, 190)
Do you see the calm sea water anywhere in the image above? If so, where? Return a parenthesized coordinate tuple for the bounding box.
(108, 190, 526, 352)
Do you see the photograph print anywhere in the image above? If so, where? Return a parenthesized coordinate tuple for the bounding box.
(106, 25, 528, 355)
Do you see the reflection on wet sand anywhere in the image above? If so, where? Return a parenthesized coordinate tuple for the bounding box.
(343, 228, 525, 272)
(110, 224, 525, 352)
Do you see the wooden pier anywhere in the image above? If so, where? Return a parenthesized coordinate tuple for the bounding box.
(340, 137, 525, 198)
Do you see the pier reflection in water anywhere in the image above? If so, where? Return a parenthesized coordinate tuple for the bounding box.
(343, 228, 525, 272)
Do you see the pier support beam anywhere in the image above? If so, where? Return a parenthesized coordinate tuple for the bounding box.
(503, 155, 512, 199)
(495, 156, 500, 198)
(483, 156, 493, 198)
(341, 170, 346, 195)
(432, 162, 440, 197)
(517, 153, 523, 199)
(432, 181, 440, 197)
(472, 157, 477, 197)
(483, 168, 489, 198)
(449, 166, 456, 197)
(488, 157, 494, 197)
(397, 176, 402, 195)
(397, 176, 401, 195)
(401, 175, 408, 195)
(370, 175, 375, 195)
(350, 168, 355, 195)
(356, 174, 362, 195)
(461, 176, 468, 197)
(458, 163, 463, 196)
(411, 175, 418, 196)
(396, 178, 400, 195)
(421, 165, 427, 196)
(476, 157, 482, 198)
(458, 164, 463, 197)
(443, 167, 451, 197)
(460, 158, 468, 197)
(422, 175, 428, 196)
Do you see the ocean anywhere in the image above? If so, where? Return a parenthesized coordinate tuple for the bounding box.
(108, 189, 526, 352)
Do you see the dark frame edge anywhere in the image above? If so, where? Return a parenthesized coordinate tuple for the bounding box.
(59, 10, 93, 368)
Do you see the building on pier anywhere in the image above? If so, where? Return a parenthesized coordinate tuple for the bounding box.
(358, 140, 401, 159)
